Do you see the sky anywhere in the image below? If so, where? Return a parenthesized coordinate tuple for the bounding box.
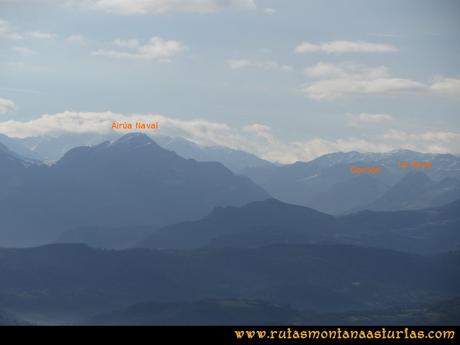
(0, 0, 459, 163)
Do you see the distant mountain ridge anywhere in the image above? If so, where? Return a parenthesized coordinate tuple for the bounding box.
(242, 150, 460, 214)
(364, 171, 460, 211)
(154, 136, 275, 172)
(0, 132, 275, 172)
(138, 198, 338, 250)
(0, 133, 268, 247)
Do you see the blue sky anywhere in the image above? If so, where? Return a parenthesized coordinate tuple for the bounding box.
(0, 0, 459, 162)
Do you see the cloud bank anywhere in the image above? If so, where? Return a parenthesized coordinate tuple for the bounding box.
(302, 62, 460, 101)
(1, 111, 459, 163)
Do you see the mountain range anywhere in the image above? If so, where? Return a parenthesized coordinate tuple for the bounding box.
(137, 198, 460, 255)
(0, 132, 274, 172)
(56, 197, 460, 255)
(3, 132, 460, 215)
(0, 133, 268, 247)
(154, 135, 274, 172)
(242, 150, 460, 214)
(1, 133, 460, 325)
(364, 171, 460, 211)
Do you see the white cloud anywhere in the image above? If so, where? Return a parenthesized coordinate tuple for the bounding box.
(430, 76, 460, 98)
(304, 62, 348, 79)
(383, 129, 460, 143)
(1, 111, 459, 163)
(27, 31, 56, 39)
(295, 40, 398, 54)
(13, 46, 36, 56)
(302, 62, 427, 100)
(302, 63, 460, 101)
(264, 8, 276, 15)
(0, 98, 15, 114)
(382, 129, 460, 153)
(83, 0, 256, 15)
(346, 113, 394, 127)
(66, 34, 86, 44)
(92, 36, 186, 61)
(227, 59, 293, 72)
(1, 21, 56, 41)
(0, 19, 22, 40)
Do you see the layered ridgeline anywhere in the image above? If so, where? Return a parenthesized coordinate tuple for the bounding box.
(0, 243, 458, 324)
(58, 198, 460, 255)
(242, 150, 460, 214)
(0, 133, 268, 247)
(3, 132, 459, 214)
(137, 198, 460, 254)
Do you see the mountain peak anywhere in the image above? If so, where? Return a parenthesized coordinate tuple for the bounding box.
(112, 133, 156, 148)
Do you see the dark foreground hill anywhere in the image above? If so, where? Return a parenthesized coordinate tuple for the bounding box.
(85, 297, 460, 326)
(0, 243, 458, 324)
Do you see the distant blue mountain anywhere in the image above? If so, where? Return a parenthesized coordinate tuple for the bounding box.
(242, 150, 460, 214)
(154, 135, 275, 172)
(0, 132, 275, 171)
(363, 171, 460, 211)
(0, 133, 41, 160)
(0, 133, 269, 247)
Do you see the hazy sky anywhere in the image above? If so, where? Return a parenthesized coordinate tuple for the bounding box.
(0, 0, 459, 162)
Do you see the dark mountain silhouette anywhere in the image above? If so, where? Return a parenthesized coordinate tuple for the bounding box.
(0, 133, 268, 247)
(364, 172, 460, 211)
(137, 198, 460, 254)
(0, 243, 457, 324)
(242, 150, 460, 214)
(138, 198, 338, 249)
